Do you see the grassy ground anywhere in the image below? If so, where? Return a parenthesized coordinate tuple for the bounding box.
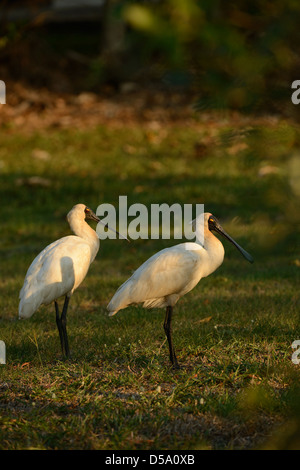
(0, 110, 299, 449)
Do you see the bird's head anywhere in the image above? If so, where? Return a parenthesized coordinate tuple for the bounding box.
(67, 204, 129, 241)
(207, 213, 253, 263)
(84, 206, 100, 223)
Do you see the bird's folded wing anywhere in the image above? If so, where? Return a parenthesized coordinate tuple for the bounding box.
(108, 244, 202, 314)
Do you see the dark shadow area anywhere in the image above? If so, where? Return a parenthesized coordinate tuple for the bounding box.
(1, 0, 300, 117)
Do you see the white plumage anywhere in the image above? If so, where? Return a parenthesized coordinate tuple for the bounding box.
(19, 236, 95, 319)
(108, 212, 253, 368)
(19, 203, 101, 358)
(108, 241, 222, 313)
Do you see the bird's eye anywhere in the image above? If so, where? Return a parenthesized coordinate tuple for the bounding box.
(85, 208, 90, 214)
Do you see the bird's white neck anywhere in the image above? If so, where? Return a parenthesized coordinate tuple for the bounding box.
(69, 218, 100, 261)
(197, 229, 225, 278)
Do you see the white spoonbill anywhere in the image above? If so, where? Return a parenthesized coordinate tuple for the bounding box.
(107, 213, 253, 369)
(19, 203, 124, 358)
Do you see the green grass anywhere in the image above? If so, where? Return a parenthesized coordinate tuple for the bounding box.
(0, 114, 299, 449)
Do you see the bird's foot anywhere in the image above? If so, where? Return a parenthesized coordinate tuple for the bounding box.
(171, 361, 181, 370)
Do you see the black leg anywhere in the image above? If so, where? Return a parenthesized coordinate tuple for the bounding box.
(55, 301, 65, 356)
(54, 297, 70, 359)
(61, 296, 70, 359)
(163, 306, 180, 369)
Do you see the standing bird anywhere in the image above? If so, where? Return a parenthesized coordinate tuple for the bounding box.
(107, 213, 253, 369)
(19, 203, 122, 358)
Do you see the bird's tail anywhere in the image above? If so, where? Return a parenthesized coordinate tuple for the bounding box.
(107, 278, 132, 316)
(18, 297, 37, 319)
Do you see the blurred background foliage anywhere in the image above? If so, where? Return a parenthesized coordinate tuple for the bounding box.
(1, 0, 300, 115)
(0, 0, 300, 451)
(115, 0, 300, 112)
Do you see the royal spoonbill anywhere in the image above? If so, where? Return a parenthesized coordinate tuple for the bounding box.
(107, 213, 253, 369)
(19, 203, 124, 358)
